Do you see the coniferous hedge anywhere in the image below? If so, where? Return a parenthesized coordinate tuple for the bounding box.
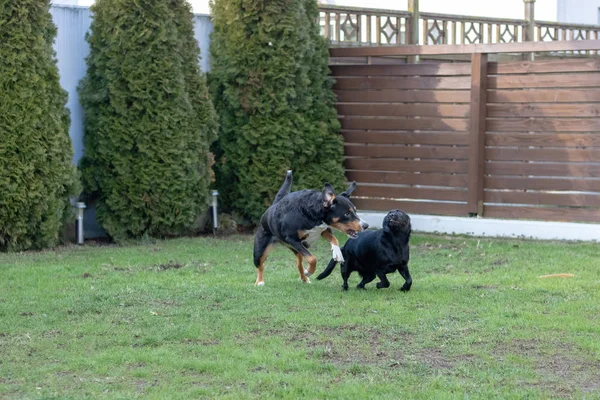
(209, 0, 345, 224)
(78, 0, 218, 240)
(0, 0, 79, 251)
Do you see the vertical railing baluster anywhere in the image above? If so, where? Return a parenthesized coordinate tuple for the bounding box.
(335, 12, 340, 42)
(366, 14, 372, 45)
(452, 21, 457, 44)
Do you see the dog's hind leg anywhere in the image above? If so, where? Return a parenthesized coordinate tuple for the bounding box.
(356, 271, 376, 290)
(273, 170, 293, 204)
(285, 239, 315, 283)
(253, 227, 275, 286)
(341, 263, 350, 291)
(375, 272, 391, 289)
(398, 262, 412, 292)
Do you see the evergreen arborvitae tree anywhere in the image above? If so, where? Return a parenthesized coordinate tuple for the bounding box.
(209, 0, 345, 224)
(0, 0, 79, 251)
(79, 0, 218, 241)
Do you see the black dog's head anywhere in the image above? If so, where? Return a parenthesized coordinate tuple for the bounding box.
(383, 209, 411, 236)
(322, 182, 368, 239)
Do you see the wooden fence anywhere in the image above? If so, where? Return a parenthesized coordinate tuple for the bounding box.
(330, 40, 600, 223)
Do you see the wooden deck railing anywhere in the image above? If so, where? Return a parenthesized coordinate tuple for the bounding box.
(318, 3, 600, 49)
(318, 5, 412, 45)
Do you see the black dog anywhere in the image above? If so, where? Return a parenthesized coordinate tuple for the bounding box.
(253, 170, 368, 285)
(317, 210, 412, 291)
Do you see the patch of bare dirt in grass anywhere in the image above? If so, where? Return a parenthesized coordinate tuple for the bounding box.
(279, 325, 414, 367)
(157, 261, 184, 271)
(415, 348, 476, 370)
(42, 329, 62, 338)
(414, 242, 466, 253)
(473, 284, 498, 290)
(494, 339, 600, 396)
(181, 338, 220, 346)
(126, 362, 147, 370)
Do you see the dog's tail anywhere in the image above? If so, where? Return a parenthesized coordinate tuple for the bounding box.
(316, 258, 337, 280)
(273, 170, 293, 204)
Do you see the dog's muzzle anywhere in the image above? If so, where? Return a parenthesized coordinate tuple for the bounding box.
(360, 219, 369, 230)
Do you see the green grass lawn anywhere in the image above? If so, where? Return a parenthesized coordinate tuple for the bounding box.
(1, 233, 599, 399)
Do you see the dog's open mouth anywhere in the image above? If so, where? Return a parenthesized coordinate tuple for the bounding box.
(346, 230, 358, 239)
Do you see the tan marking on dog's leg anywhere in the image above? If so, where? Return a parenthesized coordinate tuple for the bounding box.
(305, 254, 317, 277)
(296, 253, 310, 283)
(321, 230, 344, 262)
(255, 265, 265, 286)
(255, 244, 274, 286)
(321, 230, 339, 246)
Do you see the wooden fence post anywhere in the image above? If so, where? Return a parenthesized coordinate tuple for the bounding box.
(467, 52, 488, 217)
(524, 0, 536, 61)
(408, 0, 420, 63)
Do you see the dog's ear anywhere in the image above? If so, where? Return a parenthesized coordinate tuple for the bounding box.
(339, 181, 357, 198)
(322, 183, 336, 209)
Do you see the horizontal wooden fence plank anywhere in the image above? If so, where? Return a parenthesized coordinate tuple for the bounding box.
(485, 161, 600, 178)
(486, 147, 600, 163)
(329, 40, 600, 57)
(485, 176, 600, 192)
(353, 198, 469, 216)
(487, 103, 600, 118)
(347, 171, 468, 188)
(330, 56, 410, 65)
(486, 133, 600, 147)
(488, 59, 600, 75)
(344, 144, 468, 159)
(345, 158, 468, 173)
(331, 63, 472, 76)
(341, 117, 469, 131)
(334, 90, 471, 103)
(334, 76, 472, 90)
(355, 186, 468, 202)
(487, 118, 600, 132)
(337, 103, 471, 118)
(483, 205, 600, 222)
(342, 131, 469, 145)
(488, 73, 600, 89)
(484, 191, 600, 207)
(487, 89, 600, 103)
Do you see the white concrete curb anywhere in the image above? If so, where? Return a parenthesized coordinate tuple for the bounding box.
(359, 211, 599, 242)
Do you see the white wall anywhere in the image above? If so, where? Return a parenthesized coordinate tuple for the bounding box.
(51, 0, 79, 4)
(558, 0, 600, 24)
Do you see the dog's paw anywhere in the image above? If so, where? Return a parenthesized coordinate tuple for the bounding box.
(331, 245, 344, 263)
(300, 277, 311, 284)
(255, 281, 265, 287)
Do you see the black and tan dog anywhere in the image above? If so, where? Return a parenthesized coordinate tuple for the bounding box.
(317, 209, 412, 291)
(253, 170, 368, 285)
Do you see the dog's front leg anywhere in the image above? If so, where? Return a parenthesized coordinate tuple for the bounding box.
(321, 229, 344, 263)
(398, 262, 412, 292)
